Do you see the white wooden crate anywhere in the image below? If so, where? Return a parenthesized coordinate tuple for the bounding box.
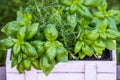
(6, 49, 116, 80)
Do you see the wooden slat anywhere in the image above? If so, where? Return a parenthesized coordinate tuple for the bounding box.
(85, 63, 97, 80)
(37, 73, 84, 80)
(6, 73, 24, 80)
(6, 61, 116, 73)
(98, 73, 116, 80)
(25, 70, 37, 80)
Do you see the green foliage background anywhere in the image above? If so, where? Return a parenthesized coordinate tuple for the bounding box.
(0, 0, 27, 66)
(0, 0, 120, 66)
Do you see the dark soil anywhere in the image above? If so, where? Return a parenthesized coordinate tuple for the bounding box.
(81, 49, 112, 61)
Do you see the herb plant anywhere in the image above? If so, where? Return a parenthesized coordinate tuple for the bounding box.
(0, 0, 120, 76)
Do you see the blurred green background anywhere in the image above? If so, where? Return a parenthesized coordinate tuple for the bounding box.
(0, 0, 27, 66)
(0, 0, 120, 66)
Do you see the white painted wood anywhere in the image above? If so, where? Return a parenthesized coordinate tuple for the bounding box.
(6, 49, 116, 80)
(6, 73, 24, 80)
(85, 63, 97, 80)
(37, 73, 84, 80)
(25, 70, 37, 80)
(98, 73, 116, 80)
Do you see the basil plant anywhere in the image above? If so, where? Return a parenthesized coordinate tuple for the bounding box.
(0, 0, 120, 76)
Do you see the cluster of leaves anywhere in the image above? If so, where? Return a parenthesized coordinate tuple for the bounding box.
(0, 0, 120, 75)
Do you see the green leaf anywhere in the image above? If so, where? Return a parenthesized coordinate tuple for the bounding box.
(79, 52, 86, 59)
(70, 4, 78, 14)
(93, 47, 104, 55)
(17, 27, 26, 40)
(40, 56, 55, 76)
(99, 19, 108, 32)
(18, 52, 22, 64)
(84, 0, 101, 6)
(22, 42, 38, 58)
(97, 0, 107, 11)
(82, 45, 94, 57)
(108, 10, 120, 17)
(23, 58, 31, 70)
(13, 43, 21, 57)
(107, 17, 117, 31)
(17, 61, 25, 73)
(92, 39, 106, 48)
(106, 29, 120, 39)
(1, 21, 21, 37)
(94, 11, 104, 18)
(54, 41, 63, 48)
(26, 23, 39, 40)
(46, 47, 56, 60)
(78, 5, 92, 18)
(105, 40, 115, 50)
(11, 54, 18, 67)
(0, 38, 14, 50)
(44, 24, 58, 41)
(60, 0, 72, 5)
(31, 40, 44, 57)
(85, 29, 99, 41)
(31, 59, 41, 70)
(23, 13, 32, 25)
(56, 47, 68, 62)
(67, 13, 77, 31)
(17, 11, 24, 25)
(74, 41, 82, 53)
(100, 33, 107, 40)
(44, 41, 52, 50)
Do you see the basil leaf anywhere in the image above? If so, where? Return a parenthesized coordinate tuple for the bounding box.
(92, 40, 106, 48)
(56, 47, 68, 62)
(107, 17, 117, 31)
(44, 41, 52, 50)
(18, 52, 22, 64)
(13, 43, 21, 57)
(1, 21, 21, 37)
(23, 58, 31, 70)
(40, 56, 55, 76)
(70, 4, 78, 14)
(17, 27, 26, 40)
(44, 24, 58, 41)
(79, 52, 86, 59)
(26, 23, 39, 40)
(54, 41, 63, 48)
(31, 59, 41, 70)
(100, 33, 107, 40)
(17, 11, 24, 25)
(97, 0, 107, 11)
(31, 40, 44, 57)
(60, 0, 72, 5)
(67, 13, 77, 31)
(106, 29, 120, 39)
(11, 54, 18, 67)
(105, 40, 115, 50)
(94, 11, 104, 18)
(0, 38, 14, 50)
(46, 47, 56, 61)
(82, 45, 93, 57)
(78, 5, 92, 18)
(22, 42, 38, 58)
(85, 29, 99, 41)
(74, 41, 82, 53)
(17, 61, 25, 73)
(84, 0, 100, 6)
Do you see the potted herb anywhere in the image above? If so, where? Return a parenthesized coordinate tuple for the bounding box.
(0, 0, 120, 80)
